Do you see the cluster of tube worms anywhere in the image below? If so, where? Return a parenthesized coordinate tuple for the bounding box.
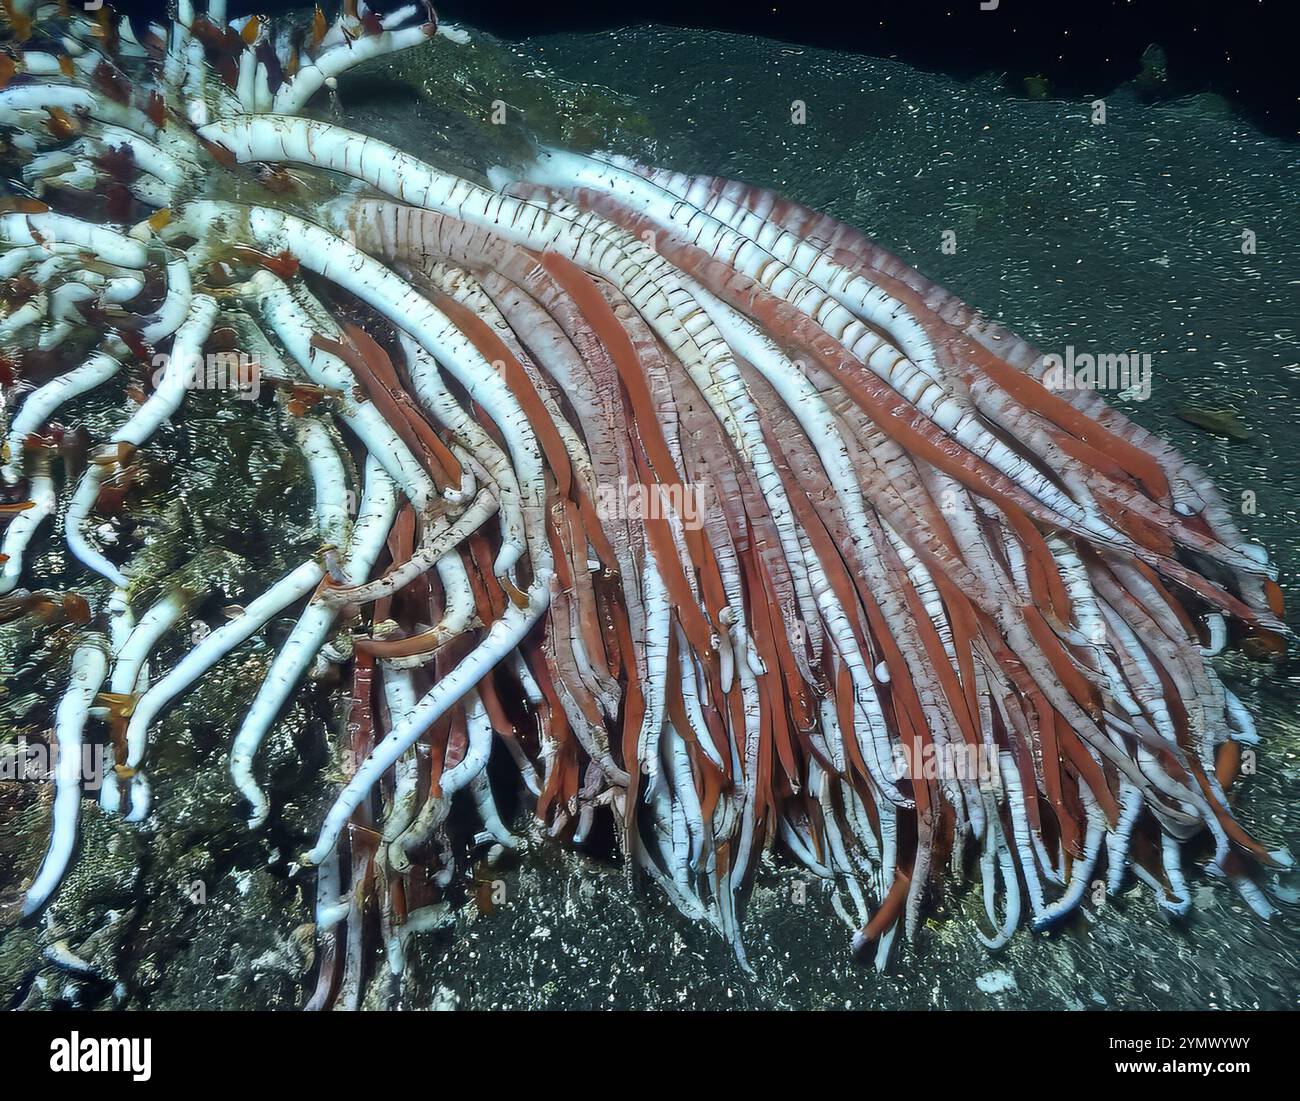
(0, 0, 1290, 1003)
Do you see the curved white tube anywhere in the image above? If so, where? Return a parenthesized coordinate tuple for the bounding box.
(24, 637, 109, 915)
(305, 587, 550, 866)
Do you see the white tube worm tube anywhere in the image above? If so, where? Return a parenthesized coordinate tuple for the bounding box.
(230, 455, 396, 827)
(3, 348, 122, 483)
(224, 203, 544, 575)
(112, 294, 218, 449)
(305, 588, 549, 867)
(434, 690, 494, 800)
(1033, 792, 1107, 930)
(98, 588, 187, 815)
(121, 560, 326, 820)
(273, 24, 434, 112)
(321, 488, 496, 609)
(1200, 613, 1227, 657)
(0, 210, 148, 268)
(109, 589, 186, 698)
(1104, 779, 1144, 895)
(245, 270, 437, 516)
(64, 463, 129, 587)
(380, 666, 422, 861)
(23, 636, 109, 915)
(636, 553, 671, 796)
(143, 254, 194, 344)
(0, 462, 55, 593)
(470, 770, 518, 849)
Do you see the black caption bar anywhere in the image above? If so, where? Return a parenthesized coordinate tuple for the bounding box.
(3, 1009, 1290, 1087)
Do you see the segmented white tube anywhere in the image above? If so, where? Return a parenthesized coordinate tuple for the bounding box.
(0, 210, 148, 268)
(0, 465, 55, 593)
(23, 637, 109, 915)
(304, 588, 550, 867)
(3, 349, 122, 484)
(111, 294, 218, 449)
(120, 561, 326, 821)
(230, 457, 397, 827)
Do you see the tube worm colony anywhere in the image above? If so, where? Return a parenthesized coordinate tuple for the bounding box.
(0, 0, 1290, 1001)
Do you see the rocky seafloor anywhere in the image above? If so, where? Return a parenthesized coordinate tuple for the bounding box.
(1, 15, 1297, 1010)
